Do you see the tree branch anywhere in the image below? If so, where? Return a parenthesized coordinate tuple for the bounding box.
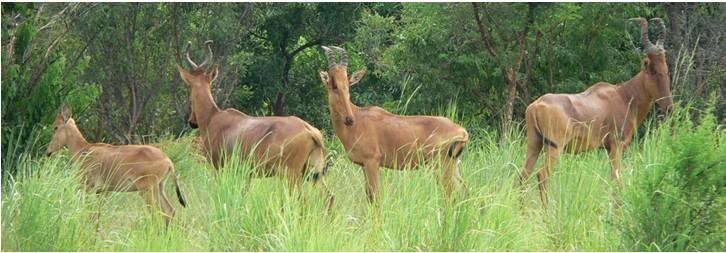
(512, 3, 535, 73)
(289, 39, 320, 57)
(249, 30, 269, 42)
(471, 3, 499, 61)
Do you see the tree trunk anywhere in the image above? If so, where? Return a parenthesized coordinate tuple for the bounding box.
(272, 55, 292, 116)
(504, 67, 517, 123)
(666, 3, 685, 70)
(504, 3, 535, 123)
(270, 40, 319, 116)
(472, 3, 534, 124)
(519, 30, 540, 106)
(272, 92, 286, 116)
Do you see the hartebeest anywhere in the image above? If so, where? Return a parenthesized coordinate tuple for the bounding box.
(47, 105, 187, 225)
(177, 41, 333, 208)
(319, 46, 469, 202)
(520, 18, 674, 206)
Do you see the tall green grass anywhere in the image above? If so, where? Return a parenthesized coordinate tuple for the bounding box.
(2, 104, 722, 251)
(1, 124, 46, 177)
(2, 155, 96, 251)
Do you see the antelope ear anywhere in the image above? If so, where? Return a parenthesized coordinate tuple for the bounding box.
(641, 58, 651, 73)
(349, 67, 367, 86)
(59, 104, 72, 123)
(176, 64, 192, 86)
(319, 71, 330, 85)
(208, 64, 219, 84)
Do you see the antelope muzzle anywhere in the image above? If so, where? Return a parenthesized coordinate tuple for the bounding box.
(344, 116, 354, 126)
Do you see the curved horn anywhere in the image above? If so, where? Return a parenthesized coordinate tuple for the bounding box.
(650, 18, 666, 48)
(198, 40, 214, 69)
(185, 41, 199, 70)
(331, 46, 348, 67)
(321, 46, 336, 69)
(629, 17, 654, 51)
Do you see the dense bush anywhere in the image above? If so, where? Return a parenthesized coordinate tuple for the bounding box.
(622, 103, 725, 251)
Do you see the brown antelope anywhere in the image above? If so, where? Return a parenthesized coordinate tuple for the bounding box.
(47, 105, 187, 225)
(177, 41, 333, 208)
(319, 46, 469, 202)
(520, 18, 673, 206)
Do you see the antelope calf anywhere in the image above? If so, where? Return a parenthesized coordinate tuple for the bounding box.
(319, 46, 469, 202)
(520, 18, 673, 206)
(47, 105, 187, 224)
(177, 41, 333, 208)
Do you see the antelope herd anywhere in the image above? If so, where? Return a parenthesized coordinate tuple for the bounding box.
(45, 18, 672, 224)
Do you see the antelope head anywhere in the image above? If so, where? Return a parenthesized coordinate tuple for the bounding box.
(631, 17, 673, 114)
(177, 40, 219, 129)
(319, 46, 366, 127)
(47, 104, 75, 156)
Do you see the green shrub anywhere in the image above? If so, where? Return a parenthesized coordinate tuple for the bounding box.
(622, 103, 725, 251)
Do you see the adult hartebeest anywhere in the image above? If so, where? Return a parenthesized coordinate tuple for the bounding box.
(520, 18, 674, 206)
(47, 105, 187, 225)
(177, 41, 333, 208)
(319, 46, 469, 202)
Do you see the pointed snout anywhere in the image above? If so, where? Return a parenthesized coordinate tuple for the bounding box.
(186, 111, 199, 129)
(344, 116, 354, 126)
(657, 104, 673, 119)
(656, 98, 674, 119)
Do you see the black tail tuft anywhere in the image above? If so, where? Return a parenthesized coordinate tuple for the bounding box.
(176, 186, 187, 207)
(447, 141, 465, 159)
(535, 129, 558, 149)
(311, 159, 333, 182)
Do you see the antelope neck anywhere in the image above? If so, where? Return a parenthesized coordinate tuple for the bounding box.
(616, 71, 655, 125)
(191, 86, 221, 132)
(66, 124, 90, 156)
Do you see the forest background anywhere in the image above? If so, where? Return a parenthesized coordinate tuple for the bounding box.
(2, 3, 723, 171)
(1, 3, 724, 252)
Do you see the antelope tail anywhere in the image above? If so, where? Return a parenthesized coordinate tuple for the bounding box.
(307, 131, 329, 182)
(447, 140, 466, 160)
(535, 129, 558, 149)
(170, 164, 187, 207)
(529, 107, 558, 149)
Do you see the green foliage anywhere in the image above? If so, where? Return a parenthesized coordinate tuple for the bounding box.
(3, 3, 722, 158)
(622, 102, 725, 251)
(350, 3, 668, 124)
(239, 3, 366, 119)
(13, 22, 36, 63)
(1, 4, 99, 175)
